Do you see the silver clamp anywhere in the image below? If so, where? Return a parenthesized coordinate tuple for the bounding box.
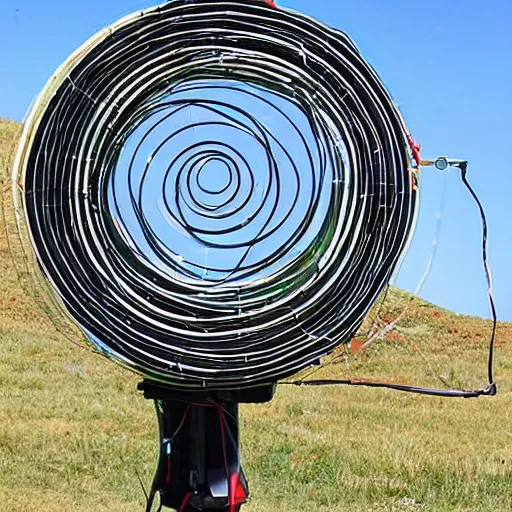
(421, 156, 467, 171)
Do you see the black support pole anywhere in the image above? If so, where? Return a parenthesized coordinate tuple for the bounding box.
(138, 381, 276, 511)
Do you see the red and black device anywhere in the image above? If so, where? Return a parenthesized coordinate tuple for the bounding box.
(139, 381, 275, 511)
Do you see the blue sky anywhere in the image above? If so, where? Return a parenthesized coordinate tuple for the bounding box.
(1, 0, 510, 320)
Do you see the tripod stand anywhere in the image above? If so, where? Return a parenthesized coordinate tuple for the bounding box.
(138, 381, 276, 511)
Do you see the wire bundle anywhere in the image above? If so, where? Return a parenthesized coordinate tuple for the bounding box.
(13, 0, 418, 389)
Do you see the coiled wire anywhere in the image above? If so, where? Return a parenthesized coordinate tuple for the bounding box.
(12, 0, 418, 389)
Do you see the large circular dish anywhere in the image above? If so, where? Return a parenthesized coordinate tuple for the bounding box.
(13, 0, 418, 389)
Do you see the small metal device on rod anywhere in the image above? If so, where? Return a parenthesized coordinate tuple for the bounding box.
(421, 156, 468, 170)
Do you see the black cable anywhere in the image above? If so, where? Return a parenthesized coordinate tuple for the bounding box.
(458, 162, 497, 394)
(284, 162, 498, 398)
(13, 0, 418, 389)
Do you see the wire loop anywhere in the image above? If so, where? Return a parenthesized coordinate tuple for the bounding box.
(13, 0, 417, 389)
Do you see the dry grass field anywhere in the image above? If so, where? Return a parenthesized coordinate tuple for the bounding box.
(1, 118, 512, 511)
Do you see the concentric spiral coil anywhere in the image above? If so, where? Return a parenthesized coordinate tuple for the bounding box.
(13, 0, 418, 389)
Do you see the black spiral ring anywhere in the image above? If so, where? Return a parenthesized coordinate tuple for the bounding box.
(13, 0, 418, 389)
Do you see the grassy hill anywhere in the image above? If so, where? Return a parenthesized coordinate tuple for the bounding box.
(1, 118, 512, 511)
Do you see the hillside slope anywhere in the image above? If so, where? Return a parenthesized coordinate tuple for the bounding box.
(1, 118, 512, 512)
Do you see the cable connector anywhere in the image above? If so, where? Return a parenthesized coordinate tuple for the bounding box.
(407, 134, 422, 167)
(420, 156, 468, 171)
